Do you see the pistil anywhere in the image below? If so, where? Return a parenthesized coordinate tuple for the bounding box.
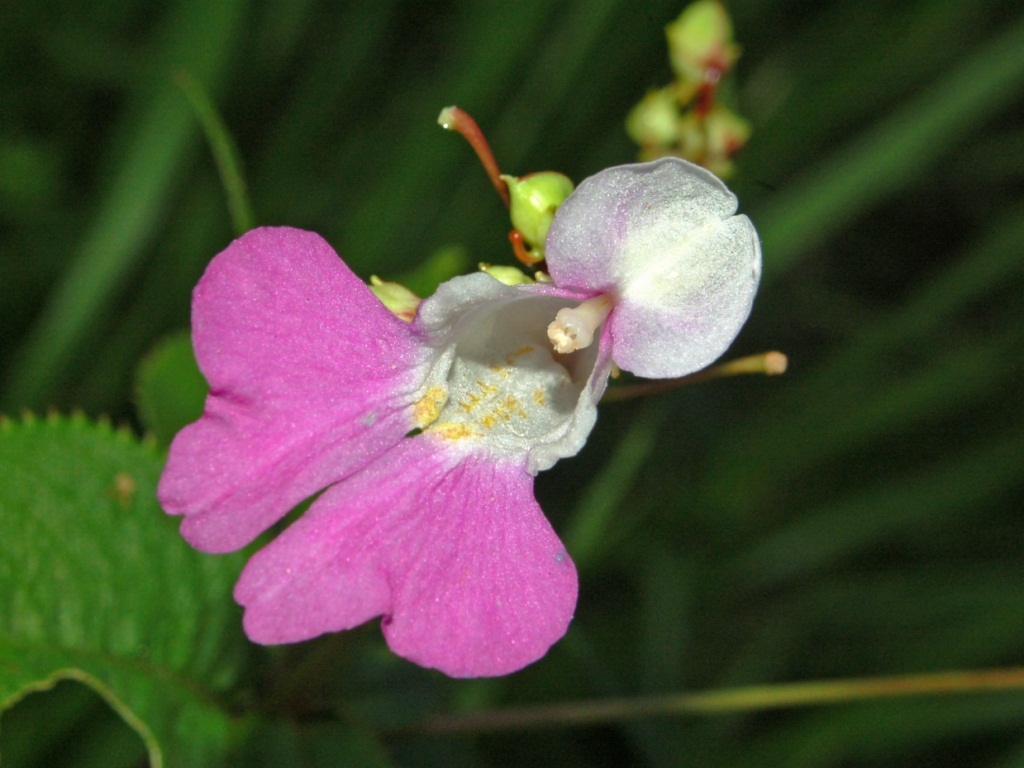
(547, 295, 613, 354)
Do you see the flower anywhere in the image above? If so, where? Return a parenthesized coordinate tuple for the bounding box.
(158, 157, 760, 677)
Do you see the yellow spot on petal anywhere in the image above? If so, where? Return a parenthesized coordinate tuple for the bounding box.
(508, 394, 527, 418)
(475, 379, 499, 395)
(506, 346, 534, 364)
(533, 389, 546, 407)
(414, 386, 448, 428)
(430, 422, 478, 441)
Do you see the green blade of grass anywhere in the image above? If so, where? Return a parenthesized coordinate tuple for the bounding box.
(755, 11, 1024, 285)
(704, 206, 1024, 518)
(174, 70, 255, 235)
(1, 0, 244, 410)
(564, 400, 662, 570)
(728, 425, 1024, 590)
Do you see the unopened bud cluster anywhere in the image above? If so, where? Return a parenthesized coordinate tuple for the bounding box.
(626, 0, 750, 177)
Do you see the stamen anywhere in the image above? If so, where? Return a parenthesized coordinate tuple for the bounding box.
(547, 295, 614, 354)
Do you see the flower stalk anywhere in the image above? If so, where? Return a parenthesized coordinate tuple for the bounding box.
(403, 666, 1024, 735)
(601, 350, 786, 403)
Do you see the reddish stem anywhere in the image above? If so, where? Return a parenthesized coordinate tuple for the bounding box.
(695, 67, 722, 117)
(438, 106, 510, 207)
(508, 229, 542, 266)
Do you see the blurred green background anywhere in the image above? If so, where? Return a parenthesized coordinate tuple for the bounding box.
(2, 0, 1023, 766)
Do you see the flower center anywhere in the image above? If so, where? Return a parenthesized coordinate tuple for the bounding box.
(421, 293, 602, 468)
(547, 294, 613, 353)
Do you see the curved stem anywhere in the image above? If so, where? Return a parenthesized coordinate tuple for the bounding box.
(438, 106, 510, 207)
(174, 70, 256, 235)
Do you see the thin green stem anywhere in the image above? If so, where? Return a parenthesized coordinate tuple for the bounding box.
(174, 70, 256, 234)
(403, 667, 1024, 736)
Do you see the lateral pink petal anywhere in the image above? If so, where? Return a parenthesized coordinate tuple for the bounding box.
(157, 227, 431, 553)
(234, 436, 578, 677)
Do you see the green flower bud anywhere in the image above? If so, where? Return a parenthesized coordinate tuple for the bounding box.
(704, 104, 751, 159)
(479, 263, 535, 286)
(677, 104, 750, 177)
(626, 87, 681, 151)
(501, 171, 574, 251)
(369, 276, 420, 322)
(666, 0, 740, 86)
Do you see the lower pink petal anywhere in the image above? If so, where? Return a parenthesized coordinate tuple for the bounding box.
(234, 436, 578, 677)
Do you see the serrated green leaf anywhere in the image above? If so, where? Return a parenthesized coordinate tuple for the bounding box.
(0, 414, 248, 767)
(135, 333, 208, 448)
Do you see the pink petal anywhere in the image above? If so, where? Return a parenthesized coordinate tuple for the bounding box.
(158, 227, 431, 553)
(234, 436, 578, 677)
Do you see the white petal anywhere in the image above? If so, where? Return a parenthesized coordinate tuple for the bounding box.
(545, 158, 761, 378)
